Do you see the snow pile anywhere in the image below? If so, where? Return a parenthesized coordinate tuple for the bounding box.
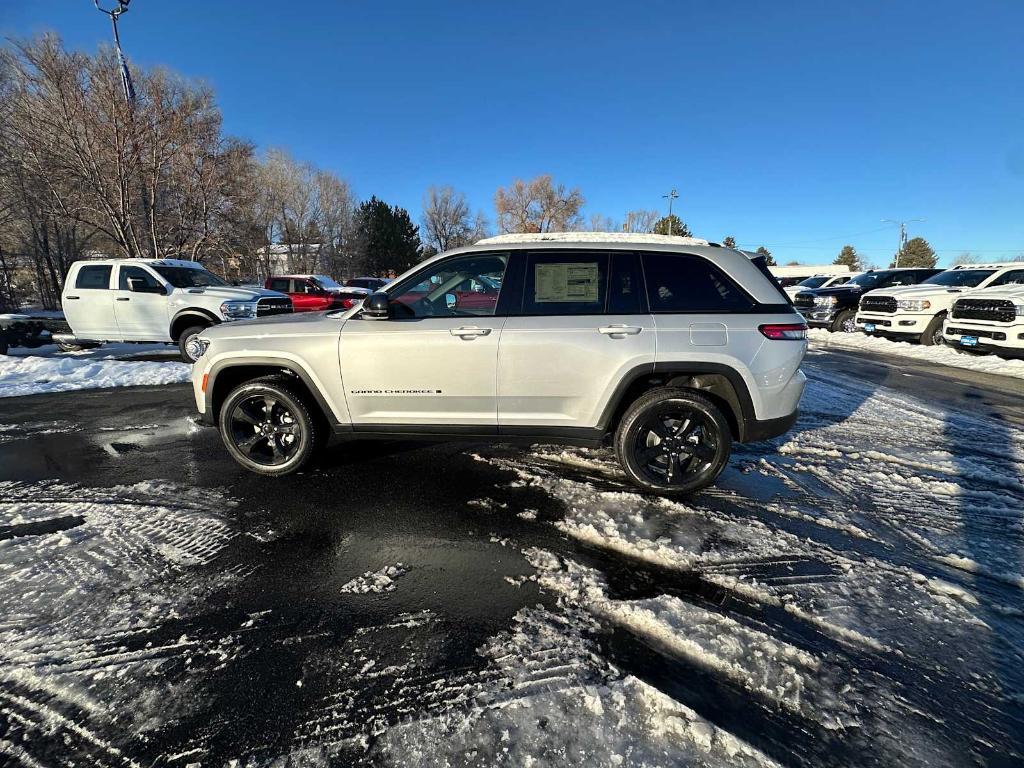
(808, 328, 1024, 379)
(339, 564, 408, 594)
(372, 606, 779, 768)
(0, 354, 190, 397)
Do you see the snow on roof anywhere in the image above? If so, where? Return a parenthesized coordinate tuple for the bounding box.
(476, 232, 710, 247)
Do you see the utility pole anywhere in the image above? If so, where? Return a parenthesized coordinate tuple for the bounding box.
(662, 188, 679, 236)
(883, 218, 924, 267)
(94, 1, 135, 108)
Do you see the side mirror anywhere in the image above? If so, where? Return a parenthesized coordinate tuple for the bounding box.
(363, 291, 390, 320)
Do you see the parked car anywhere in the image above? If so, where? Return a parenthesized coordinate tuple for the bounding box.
(345, 276, 389, 291)
(57, 258, 292, 362)
(793, 268, 942, 332)
(944, 283, 1024, 356)
(264, 275, 369, 312)
(855, 263, 1024, 345)
(189, 233, 808, 494)
(783, 273, 860, 299)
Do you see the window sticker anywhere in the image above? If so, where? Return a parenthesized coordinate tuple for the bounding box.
(534, 262, 599, 303)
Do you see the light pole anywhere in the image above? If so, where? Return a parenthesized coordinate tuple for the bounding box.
(882, 218, 925, 267)
(662, 188, 679, 236)
(94, 1, 135, 108)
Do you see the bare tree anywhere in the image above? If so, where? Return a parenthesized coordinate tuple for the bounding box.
(494, 175, 584, 233)
(421, 185, 473, 252)
(622, 209, 659, 233)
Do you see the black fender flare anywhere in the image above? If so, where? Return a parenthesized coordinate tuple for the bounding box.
(598, 362, 759, 441)
(169, 308, 220, 340)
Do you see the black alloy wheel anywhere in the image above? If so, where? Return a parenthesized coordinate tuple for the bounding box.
(616, 388, 732, 495)
(218, 377, 322, 476)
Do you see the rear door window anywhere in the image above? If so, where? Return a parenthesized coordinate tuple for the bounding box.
(522, 252, 608, 316)
(642, 252, 754, 312)
(268, 278, 290, 293)
(75, 265, 112, 290)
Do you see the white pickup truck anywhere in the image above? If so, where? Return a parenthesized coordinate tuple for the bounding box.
(58, 258, 293, 362)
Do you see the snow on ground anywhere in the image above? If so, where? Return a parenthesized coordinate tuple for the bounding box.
(0, 479, 249, 764)
(808, 328, 1024, 378)
(0, 352, 189, 397)
(340, 564, 408, 594)
(469, 367, 1024, 766)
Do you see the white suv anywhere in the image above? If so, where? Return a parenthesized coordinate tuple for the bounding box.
(59, 259, 292, 362)
(944, 283, 1024, 355)
(855, 263, 1024, 345)
(190, 234, 808, 494)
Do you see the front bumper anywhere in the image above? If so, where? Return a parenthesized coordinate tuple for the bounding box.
(799, 308, 839, 327)
(943, 321, 1024, 354)
(855, 312, 931, 337)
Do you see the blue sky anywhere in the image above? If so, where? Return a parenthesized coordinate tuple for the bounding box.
(3, 1, 1023, 266)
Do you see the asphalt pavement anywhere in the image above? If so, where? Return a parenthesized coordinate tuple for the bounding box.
(0, 349, 1022, 766)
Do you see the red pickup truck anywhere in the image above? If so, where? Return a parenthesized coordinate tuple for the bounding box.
(263, 275, 369, 312)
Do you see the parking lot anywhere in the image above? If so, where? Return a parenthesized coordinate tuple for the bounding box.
(1, 344, 1022, 767)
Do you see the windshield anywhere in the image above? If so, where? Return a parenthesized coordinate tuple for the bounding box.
(797, 276, 829, 289)
(154, 266, 228, 288)
(847, 272, 889, 289)
(312, 275, 343, 289)
(922, 269, 994, 288)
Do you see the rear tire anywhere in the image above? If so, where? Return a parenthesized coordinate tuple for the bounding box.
(920, 313, 946, 346)
(178, 325, 209, 363)
(218, 376, 323, 476)
(615, 387, 732, 496)
(0, 332, 8, 356)
(830, 308, 857, 334)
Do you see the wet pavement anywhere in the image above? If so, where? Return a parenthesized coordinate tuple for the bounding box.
(1, 349, 1022, 766)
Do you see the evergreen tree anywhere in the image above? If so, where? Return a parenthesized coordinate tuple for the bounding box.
(354, 197, 424, 275)
(722, 235, 736, 248)
(834, 244, 863, 271)
(653, 214, 691, 237)
(891, 237, 936, 268)
(756, 245, 776, 267)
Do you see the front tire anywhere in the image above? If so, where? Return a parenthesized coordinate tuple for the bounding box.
(920, 313, 946, 346)
(178, 325, 209, 363)
(830, 308, 857, 334)
(218, 377, 323, 476)
(615, 388, 732, 496)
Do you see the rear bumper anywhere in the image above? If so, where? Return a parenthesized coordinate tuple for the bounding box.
(743, 410, 799, 442)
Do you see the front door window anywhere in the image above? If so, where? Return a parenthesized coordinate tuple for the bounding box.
(388, 254, 508, 318)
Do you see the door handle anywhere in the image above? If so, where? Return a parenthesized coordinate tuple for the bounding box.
(450, 326, 491, 338)
(598, 325, 642, 336)
(65, 296, 79, 300)
(116, 297, 130, 302)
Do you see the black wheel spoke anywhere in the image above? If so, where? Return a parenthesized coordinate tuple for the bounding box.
(278, 422, 299, 435)
(262, 396, 278, 417)
(673, 417, 692, 436)
(236, 432, 264, 454)
(638, 445, 662, 464)
(666, 453, 683, 483)
(269, 437, 284, 460)
(234, 407, 260, 427)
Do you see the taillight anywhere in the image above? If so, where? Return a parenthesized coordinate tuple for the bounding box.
(341, 298, 357, 309)
(759, 323, 808, 340)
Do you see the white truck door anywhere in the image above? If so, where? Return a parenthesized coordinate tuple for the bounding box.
(62, 263, 118, 339)
(114, 264, 171, 340)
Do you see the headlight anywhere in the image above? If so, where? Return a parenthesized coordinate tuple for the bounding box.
(814, 296, 837, 307)
(896, 299, 931, 311)
(188, 336, 210, 360)
(220, 301, 257, 320)
(1016, 304, 1024, 317)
